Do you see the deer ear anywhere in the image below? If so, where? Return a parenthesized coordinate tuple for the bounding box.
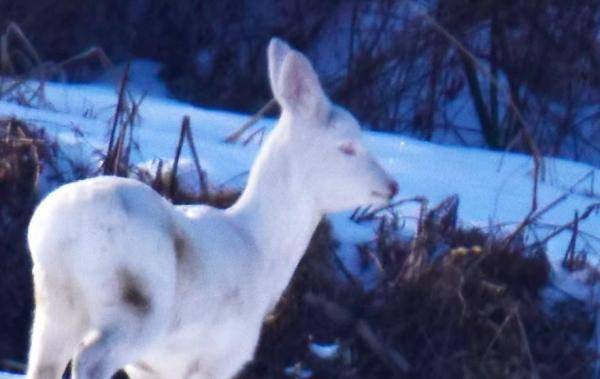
(267, 38, 329, 118)
(268, 38, 290, 96)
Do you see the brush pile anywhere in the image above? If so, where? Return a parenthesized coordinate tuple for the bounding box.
(238, 197, 597, 379)
(0, 118, 46, 367)
(0, 117, 91, 373)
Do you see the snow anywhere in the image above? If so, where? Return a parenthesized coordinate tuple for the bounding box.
(284, 363, 313, 378)
(309, 342, 340, 360)
(1, 63, 599, 375)
(1, 70, 598, 269)
(95, 59, 171, 98)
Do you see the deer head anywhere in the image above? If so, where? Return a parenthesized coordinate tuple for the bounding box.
(267, 38, 398, 213)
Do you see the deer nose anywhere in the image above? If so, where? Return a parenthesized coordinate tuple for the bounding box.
(388, 180, 399, 199)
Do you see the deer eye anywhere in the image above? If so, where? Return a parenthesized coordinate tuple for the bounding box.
(339, 142, 357, 156)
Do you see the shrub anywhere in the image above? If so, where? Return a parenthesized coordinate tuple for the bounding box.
(238, 199, 596, 379)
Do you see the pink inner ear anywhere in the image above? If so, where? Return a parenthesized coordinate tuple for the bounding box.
(288, 67, 306, 102)
(339, 142, 356, 156)
(281, 52, 313, 107)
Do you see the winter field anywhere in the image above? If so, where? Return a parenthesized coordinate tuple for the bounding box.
(3, 62, 598, 268)
(1, 61, 599, 377)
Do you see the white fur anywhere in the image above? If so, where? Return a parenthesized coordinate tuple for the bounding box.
(25, 38, 397, 379)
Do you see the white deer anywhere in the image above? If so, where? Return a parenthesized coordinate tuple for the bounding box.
(25, 38, 398, 379)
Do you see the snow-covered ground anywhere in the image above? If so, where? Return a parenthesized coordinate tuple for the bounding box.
(1, 62, 599, 376)
(2, 65, 599, 271)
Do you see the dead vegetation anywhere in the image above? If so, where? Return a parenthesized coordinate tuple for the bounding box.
(0, 111, 596, 378)
(0, 117, 93, 373)
(237, 197, 596, 379)
(100, 60, 145, 177)
(0, 26, 597, 375)
(0, 118, 51, 367)
(0, 22, 110, 109)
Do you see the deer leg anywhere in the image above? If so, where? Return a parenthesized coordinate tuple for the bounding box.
(27, 269, 86, 379)
(71, 266, 174, 379)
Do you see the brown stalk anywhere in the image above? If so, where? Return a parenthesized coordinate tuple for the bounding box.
(184, 119, 209, 196)
(303, 292, 411, 375)
(503, 171, 597, 248)
(170, 116, 209, 199)
(401, 197, 429, 280)
(562, 211, 580, 270)
(351, 196, 427, 222)
(170, 116, 188, 198)
(103, 60, 130, 175)
(515, 311, 540, 379)
(537, 203, 600, 247)
(409, 1, 543, 215)
(224, 99, 277, 144)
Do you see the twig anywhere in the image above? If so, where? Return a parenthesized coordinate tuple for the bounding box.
(401, 197, 429, 280)
(152, 159, 164, 191)
(303, 292, 411, 374)
(533, 223, 600, 245)
(56, 46, 112, 71)
(515, 311, 540, 379)
(1, 24, 109, 108)
(102, 60, 130, 175)
(170, 116, 188, 198)
(409, 1, 543, 216)
(332, 251, 361, 288)
(112, 91, 140, 175)
(593, 286, 600, 379)
(351, 196, 427, 222)
(503, 171, 598, 248)
(350, 205, 373, 222)
(562, 211, 580, 270)
(170, 116, 209, 198)
(242, 126, 266, 146)
(2, 23, 42, 70)
(217, 170, 249, 191)
(224, 99, 277, 143)
(481, 308, 515, 363)
(184, 118, 209, 195)
(537, 203, 600, 247)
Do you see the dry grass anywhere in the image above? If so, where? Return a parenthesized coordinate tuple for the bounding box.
(0, 118, 43, 367)
(0, 17, 596, 379)
(0, 117, 92, 374)
(0, 116, 595, 378)
(237, 197, 597, 379)
(0, 22, 110, 109)
(0, 115, 596, 378)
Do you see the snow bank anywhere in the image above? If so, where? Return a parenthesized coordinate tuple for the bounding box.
(1, 75, 598, 270)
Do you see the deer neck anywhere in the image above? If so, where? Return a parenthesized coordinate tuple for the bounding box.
(228, 126, 322, 305)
